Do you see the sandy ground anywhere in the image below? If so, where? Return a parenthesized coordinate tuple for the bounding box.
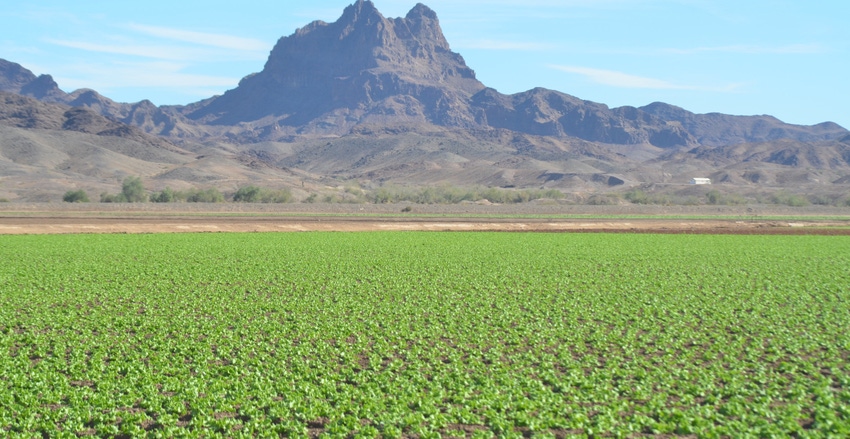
(1, 203, 849, 235)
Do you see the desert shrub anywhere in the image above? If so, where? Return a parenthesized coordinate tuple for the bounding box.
(706, 190, 746, 205)
(585, 194, 619, 205)
(624, 189, 670, 205)
(121, 176, 146, 203)
(540, 189, 566, 200)
(100, 176, 146, 203)
(624, 189, 648, 204)
(323, 194, 341, 203)
(233, 185, 292, 203)
(150, 187, 176, 203)
(371, 188, 393, 204)
(62, 190, 90, 203)
(344, 186, 360, 195)
(808, 194, 841, 206)
(706, 190, 721, 205)
(185, 188, 224, 203)
(363, 185, 564, 205)
(100, 192, 125, 203)
(259, 188, 293, 203)
(771, 191, 809, 207)
(233, 186, 262, 202)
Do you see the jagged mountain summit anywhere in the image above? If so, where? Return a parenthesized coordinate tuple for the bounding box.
(181, 0, 699, 146)
(186, 1, 485, 132)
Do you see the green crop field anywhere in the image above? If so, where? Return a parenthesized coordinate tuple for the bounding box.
(1, 232, 849, 438)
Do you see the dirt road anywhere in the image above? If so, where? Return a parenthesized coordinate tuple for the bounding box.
(1, 214, 848, 235)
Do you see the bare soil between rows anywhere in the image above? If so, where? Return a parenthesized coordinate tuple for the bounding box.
(2, 214, 849, 235)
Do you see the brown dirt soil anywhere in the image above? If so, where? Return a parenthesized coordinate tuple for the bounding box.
(1, 203, 849, 235)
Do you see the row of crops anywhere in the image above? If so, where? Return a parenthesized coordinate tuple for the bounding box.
(1, 232, 849, 437)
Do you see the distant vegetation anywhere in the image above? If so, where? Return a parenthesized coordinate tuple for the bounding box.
(233, 185, 293, 203)
(150, 187, 225, 203)
(62, 189, 90, 203)
(75, 176, 850, 207)
(770, 191, 810, 207)
(100, 176, 146, 203)
(317, 184, 566, 205)
(618, 187, 850, 207)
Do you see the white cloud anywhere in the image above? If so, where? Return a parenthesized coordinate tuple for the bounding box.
(549, 64, 743, 92)
(45, 39, 208, 61)
(126, 24, 269, 52)
(399, 0, 647, 7)
(663, 44, 825, 55)
(458, 39, 556, 51)
(550, 65, 690, 89)
(38, 21, 268, 101)
(55, 61, 240, 94)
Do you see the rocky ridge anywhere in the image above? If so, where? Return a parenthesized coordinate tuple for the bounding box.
(2, 1, 844, 148)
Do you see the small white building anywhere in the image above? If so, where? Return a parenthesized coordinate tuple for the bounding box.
(690, 178, 712, 185)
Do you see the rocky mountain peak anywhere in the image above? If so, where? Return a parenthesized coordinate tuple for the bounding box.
(0, 59, 37, 92)
(340, 0, 383, 24)
(407, 3, 438, 20)
(0, 60, 67, 102)
(186, 1, 483, 129)
(397, 3, 448, 50)
(19, 74, 61, 100)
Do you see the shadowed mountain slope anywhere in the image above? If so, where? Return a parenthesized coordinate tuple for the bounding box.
(185, 1, 484, 132)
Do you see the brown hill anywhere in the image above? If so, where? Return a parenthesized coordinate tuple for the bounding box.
(0, 93, 311, 201)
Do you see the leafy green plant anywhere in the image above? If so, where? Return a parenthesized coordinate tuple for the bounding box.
(1, 233, 848, 436)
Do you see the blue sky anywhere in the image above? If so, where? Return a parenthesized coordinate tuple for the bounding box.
(2, 1, 848, 129)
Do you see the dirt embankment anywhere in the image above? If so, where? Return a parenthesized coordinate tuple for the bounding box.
(1, 203, 849, 235)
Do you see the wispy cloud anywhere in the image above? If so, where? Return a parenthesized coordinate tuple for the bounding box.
(45, 26, 269, 62)
(38, 19, 269, 101)
(45, 39, 208, 61)
(126, 24, 269, 51)
(55, 61, 240, 95)
(663, 44, 825, 55)
(550, 65, 690, 89)
(458, 39, 556, 51)
(549, 65, 742, 92)
(407, 0, 648, 7)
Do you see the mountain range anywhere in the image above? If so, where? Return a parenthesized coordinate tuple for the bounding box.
(1, 0, 849, 202)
